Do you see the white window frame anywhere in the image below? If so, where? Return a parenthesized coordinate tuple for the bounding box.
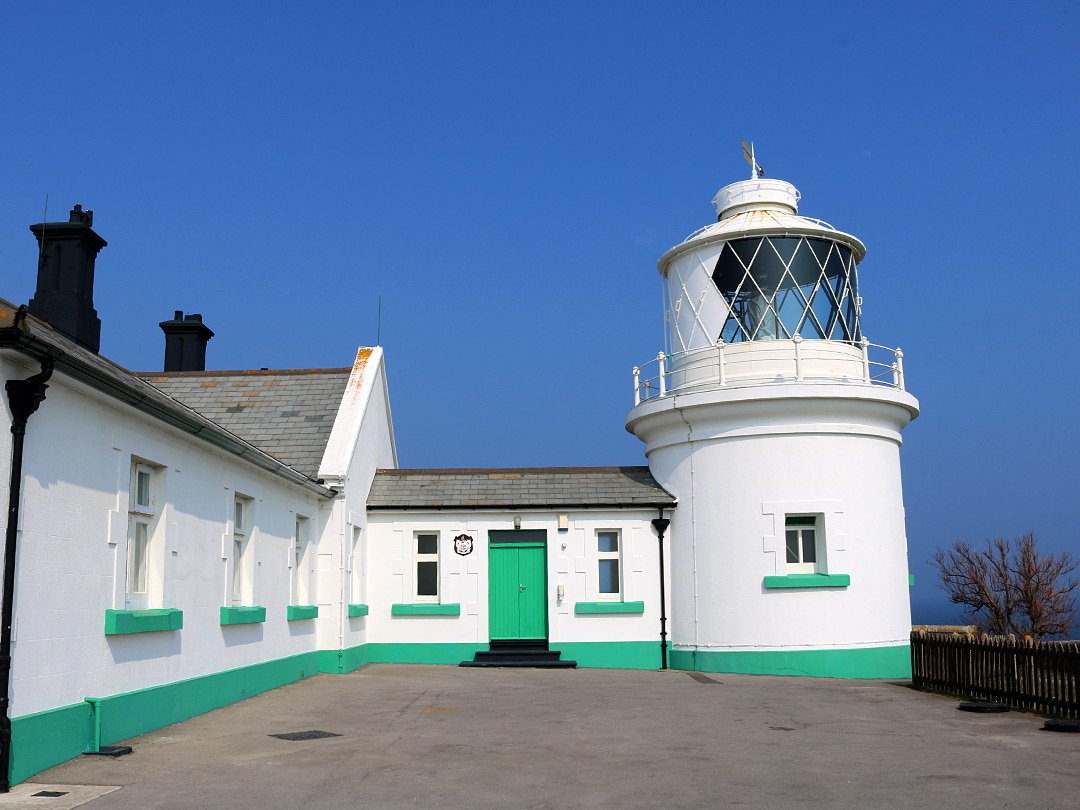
(413, 531, 439, 603)
(596, 529, 622, 601)
(785, 514, 822, 574)
(292, 515, 310, 606)
(126, 462, 157, 609)
(231, 494, 254, 606)
(351, 526, 363, 605)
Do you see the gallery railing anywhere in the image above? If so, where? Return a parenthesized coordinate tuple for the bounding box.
(632, 337, 905, 406)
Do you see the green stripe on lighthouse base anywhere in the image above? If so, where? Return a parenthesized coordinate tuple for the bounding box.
(668, 643, 911, 679)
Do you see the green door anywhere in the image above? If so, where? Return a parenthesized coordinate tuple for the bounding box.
(489, 531, 547, 641)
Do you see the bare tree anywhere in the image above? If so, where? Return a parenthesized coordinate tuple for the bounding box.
(930, 532, 1078, 639)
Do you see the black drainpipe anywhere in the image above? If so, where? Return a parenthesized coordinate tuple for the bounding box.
(1, 358, 54, 792)
(651, 512, 670, 670)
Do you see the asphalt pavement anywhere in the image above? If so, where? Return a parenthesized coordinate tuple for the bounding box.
(19, 663, 1079, 809)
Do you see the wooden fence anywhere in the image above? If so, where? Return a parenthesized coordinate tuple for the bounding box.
(910, 630, 1080, 717)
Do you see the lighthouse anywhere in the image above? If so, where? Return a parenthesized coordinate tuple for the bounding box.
(626, 161, 919, 678)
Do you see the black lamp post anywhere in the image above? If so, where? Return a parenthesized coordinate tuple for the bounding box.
(651, 513, 670, 670)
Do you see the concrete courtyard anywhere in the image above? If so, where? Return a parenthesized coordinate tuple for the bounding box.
(17, 663, 1079, 809)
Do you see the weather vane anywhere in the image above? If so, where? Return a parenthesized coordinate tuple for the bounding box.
(742, 138, 764, 178)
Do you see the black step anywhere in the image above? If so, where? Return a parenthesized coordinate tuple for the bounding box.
(473, 649, 564, 662)
(460, 641, 577, 668)
(489, 639, 549, 651)
(460, 658, 577, 668)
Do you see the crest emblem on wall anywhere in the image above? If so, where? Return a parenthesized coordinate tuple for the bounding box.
(453, 534, 474, 556)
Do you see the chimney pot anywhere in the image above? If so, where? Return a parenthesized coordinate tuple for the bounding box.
(28, 204, 106, 352)
(160, 310, 214, 372)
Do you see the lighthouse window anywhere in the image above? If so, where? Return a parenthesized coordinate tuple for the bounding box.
(785, 515, 820, 574)
(711, 236, 860, 343)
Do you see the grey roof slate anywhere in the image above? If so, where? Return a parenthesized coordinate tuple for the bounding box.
(367, 467, 676, 509)
(0, 297, 333, 496)
(135, 369, 351, 477)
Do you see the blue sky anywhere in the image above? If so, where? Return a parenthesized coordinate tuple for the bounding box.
(2, 1, 1078, 626)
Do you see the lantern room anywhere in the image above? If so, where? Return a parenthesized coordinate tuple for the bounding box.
(662, 177, 867, 355)
(636, 176, 905, 399)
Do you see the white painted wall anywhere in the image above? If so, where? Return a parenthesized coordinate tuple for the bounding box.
(3, 356, 331, 717)
(317, 347, 397, 655)
(628, 383, 918, 654)
(0, 355, 14, 555)
(365, 510, 661, 646)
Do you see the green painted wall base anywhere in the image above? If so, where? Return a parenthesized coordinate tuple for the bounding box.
(318, 644, 369, 674)
(9, 650, 319, 786)
(668, 643, 912, 679)
(556, 641, 660, 669)
(9, 702, 94, 789)
(365, 640, 660, 669)
(367, 642, 485, 664)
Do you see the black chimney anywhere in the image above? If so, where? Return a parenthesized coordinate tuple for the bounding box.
(28, 204, 106, 353)
(160, 311, 214, 372)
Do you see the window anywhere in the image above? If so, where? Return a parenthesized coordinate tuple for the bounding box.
(292, 515, 310, 605)
(414, 532, 439, 603)
(597, 530, 621, 600)
(126, 463, 156, 609)
(785, 515, 820, 574)
(231, 495, 254, 606)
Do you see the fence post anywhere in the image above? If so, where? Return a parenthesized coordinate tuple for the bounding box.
(716, 338, 726, 386)
(633, 367, 641, 406)
(793, 334, 804, 380)
(657, 352, 667, 398)
(860, 337, 871, 383)
(894, 348, 905, 390)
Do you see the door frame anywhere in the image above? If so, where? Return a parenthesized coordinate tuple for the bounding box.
(488, 530, 547, 642)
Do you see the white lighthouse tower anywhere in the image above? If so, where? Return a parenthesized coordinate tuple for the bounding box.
(626, 157, 919, 678)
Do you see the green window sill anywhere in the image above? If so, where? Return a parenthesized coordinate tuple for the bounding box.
(763, 574, 851, 589)
(348, 604, 369, 617)
(220, 606, 267, 625)
(575, 601, 645, 614)
(391, 603, 461, 616)
(287, 605, 319, 620)
(104, 608, 183, 635)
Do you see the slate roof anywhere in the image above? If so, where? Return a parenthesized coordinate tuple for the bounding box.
(135, 369, 351, 477)
(367, 467, 676, 509)
(0, 297, 333, 496)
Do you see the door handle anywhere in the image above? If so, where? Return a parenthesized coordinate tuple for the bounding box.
(519, 584, 526, 592)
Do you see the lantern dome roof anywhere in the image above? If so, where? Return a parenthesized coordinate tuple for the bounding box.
(658, 178, 866, 273)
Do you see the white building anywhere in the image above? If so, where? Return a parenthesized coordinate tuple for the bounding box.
(0, 171, 918, 787)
